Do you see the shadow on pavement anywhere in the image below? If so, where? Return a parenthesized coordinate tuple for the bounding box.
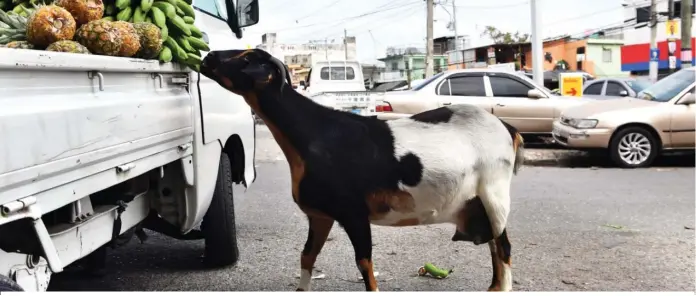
(526, 149, 695, 169)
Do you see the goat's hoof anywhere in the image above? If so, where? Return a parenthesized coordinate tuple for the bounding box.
(295, 288, 305, 292)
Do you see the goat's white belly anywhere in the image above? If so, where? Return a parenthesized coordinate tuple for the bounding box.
(370, 173, 478, 227)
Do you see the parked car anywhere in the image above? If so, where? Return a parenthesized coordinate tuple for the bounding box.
(582, 77, 653, 99)
(552, 67, 695, 168)
(374, 68, 602, 136)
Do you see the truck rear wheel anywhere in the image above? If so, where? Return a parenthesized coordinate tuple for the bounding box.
(201, 152, 240, 268)
(0, 274, 23, 291)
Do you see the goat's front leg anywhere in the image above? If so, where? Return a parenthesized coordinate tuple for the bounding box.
(343, 218, 378, 291)
(297, 216, 334, 291)
(487, 229, 512, 291)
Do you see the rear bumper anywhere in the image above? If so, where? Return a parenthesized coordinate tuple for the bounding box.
(375, 112, 411, 120)
(552, 121, 612, 148)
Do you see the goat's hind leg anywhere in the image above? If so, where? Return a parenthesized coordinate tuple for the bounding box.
(487, 229, 512, 291)
(296, 216, 334, 291)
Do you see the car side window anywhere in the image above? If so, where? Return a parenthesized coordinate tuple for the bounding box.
(194, 0, 222, 18)
(605, 81, 625, 96)
(584, 82, 603, 95)
(439, 76, 485, 96)
(488, 76, 532, 97)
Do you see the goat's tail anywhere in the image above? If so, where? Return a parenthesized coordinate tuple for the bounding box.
(498, 118, 525, 175)
(512, 132, 524, 175)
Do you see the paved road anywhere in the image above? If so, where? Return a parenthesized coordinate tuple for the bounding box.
(48, 127, 695, 292)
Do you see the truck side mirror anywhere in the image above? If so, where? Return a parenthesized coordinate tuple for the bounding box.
(225, 0, 259, 39)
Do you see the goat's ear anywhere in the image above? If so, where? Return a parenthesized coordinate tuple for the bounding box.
(240, 63, 273, 87)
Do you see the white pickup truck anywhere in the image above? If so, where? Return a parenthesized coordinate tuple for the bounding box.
(0, 0, 260, 291)
(300, 60, 384, 116)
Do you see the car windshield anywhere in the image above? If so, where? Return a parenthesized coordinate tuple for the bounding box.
(636, 69, 696, 102)
(411, 72, 444, 90)
(625, 80, 652, 93)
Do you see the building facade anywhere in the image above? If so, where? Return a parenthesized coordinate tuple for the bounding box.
(256, 33, 359, 85)
(619, 0, 696, 73)
(376, 46, 448, 83)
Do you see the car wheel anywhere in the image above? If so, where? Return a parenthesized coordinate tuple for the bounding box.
(609, 126, 659, 168)
(0, 274, 23, 291)
(201, 152, 239, 268)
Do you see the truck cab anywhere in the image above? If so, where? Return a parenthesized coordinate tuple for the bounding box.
(0, 0, 261, 291)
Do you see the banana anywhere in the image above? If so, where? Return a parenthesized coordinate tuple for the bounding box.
(140, 0, 153, 12)
(116, 6, 132, 21)
(174, 0, 194, 18)
(114, 0, 130, 10)
(186, 35, 208, 51)
(187, 23, 202, 38)
(132, 6, 146, 22)
(166, 14, 190, 36)
(151, 1, 176, 17)
(175, 36, 194, 52)
(182, 15, 194, 24)
(158, 45, 172, 63)
(149, 6, 166, 29)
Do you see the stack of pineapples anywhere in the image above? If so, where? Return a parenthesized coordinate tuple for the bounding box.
(0, 0, 207, 70)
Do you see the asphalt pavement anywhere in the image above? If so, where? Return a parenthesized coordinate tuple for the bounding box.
(48, 126, 695, 292)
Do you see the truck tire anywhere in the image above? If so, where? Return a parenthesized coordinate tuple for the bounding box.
(0, 274, 23, 291)
(201, 152, 239, 268)
(609, 126, 658, 168)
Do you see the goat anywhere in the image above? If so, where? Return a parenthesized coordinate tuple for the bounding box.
(199, 48, 524, 292)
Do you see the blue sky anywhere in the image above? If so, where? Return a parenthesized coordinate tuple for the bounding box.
(243, 0, 627, 63)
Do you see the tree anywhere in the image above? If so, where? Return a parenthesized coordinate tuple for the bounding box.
(480, 26, 530, 44)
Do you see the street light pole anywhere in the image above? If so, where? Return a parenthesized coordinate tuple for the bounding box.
(452, 0, 459, 69)
(530, 0, 543, 85)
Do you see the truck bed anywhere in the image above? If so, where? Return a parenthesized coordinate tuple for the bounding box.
(0, 49, 194, 207)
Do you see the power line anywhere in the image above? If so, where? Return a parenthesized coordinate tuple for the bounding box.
(292, 0, 342, 21)
(545, 0, 668, 26)
(248, 0, 421, 34)
(454, 1, 528, 9)
(284, 0, 422, 41)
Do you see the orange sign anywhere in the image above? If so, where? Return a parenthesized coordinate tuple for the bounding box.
(560, 73, 583, 97)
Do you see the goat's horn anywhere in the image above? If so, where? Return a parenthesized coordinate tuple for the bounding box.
(267, 55, 292, 90)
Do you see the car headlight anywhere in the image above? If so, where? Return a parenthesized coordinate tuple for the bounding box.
(568, 118, 598, 129)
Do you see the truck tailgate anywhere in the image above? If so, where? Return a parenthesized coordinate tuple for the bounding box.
(310, 91, 385, 116)
(0, 49, 194, 203)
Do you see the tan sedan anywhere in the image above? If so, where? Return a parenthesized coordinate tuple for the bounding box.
(375, 69, 598, 135)
(552, 67, 696, 168)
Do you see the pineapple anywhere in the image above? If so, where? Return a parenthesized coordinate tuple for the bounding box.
(26, 5, 77, 48)
(46, 40, 91, 53)
(55, 0, 104, 27)
(74, 19, 121, 56)
(111, 20, 139, 57)
(132, 22, 162, 59)
(5, 40, 34, 49)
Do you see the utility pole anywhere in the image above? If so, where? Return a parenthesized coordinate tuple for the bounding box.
(668, 0, 676, 73)
(681, 0, 693, 69)
(649, 0, 658, 82)
(452, 0, 460, 69)
(530, 0, 543, 85)
(425, 0, 434, 78)
(344, 29, 348, 60)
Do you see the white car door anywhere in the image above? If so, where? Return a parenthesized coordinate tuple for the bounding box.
(486, 72, 555, 133)
(434, 72, 494, 113)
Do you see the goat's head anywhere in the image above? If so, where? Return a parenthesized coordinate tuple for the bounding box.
(200, 48, 292, 96)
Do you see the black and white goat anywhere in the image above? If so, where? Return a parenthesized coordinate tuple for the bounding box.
(199, 49, 524, 292)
